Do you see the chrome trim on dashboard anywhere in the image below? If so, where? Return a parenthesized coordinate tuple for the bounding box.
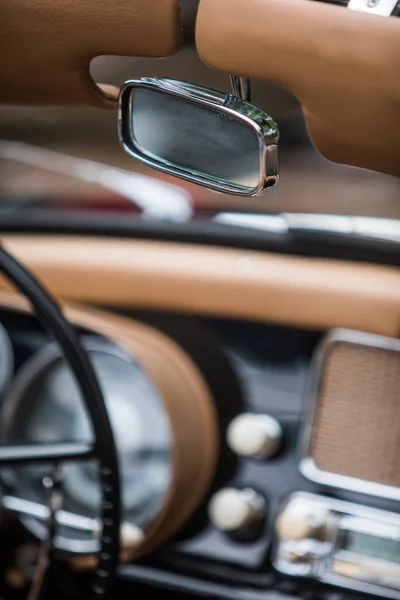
(348, 0, 398, 17)
(300, 457, 400, 501)
(274, 492, 400, 599)
(212, 212, 400, 243)
(299, 329, 400, 501)
(212, 212, 289, 233)
(285, 214, 400, 243)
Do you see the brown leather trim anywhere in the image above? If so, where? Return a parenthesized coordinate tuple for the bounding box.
(0, 293, 218, 561)
(0, 0, 181, 106)
(1, 235, 399, 336)
(196, 0, 400, 177)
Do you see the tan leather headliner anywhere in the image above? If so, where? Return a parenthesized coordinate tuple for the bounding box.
(0, 0, 181, 105)
(0, 235, 399, 336)
(196, 0, 400, 177)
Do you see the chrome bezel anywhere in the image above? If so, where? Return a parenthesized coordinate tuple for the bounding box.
(0, 337, 173, 555)
(0, 338, 122, 554)
(118, 77, 279, 197)
(273, 492, 400, 599)
(299, 329, 400, 501)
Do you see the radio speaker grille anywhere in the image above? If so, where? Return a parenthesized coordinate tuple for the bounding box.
(308, 335, 400, 489)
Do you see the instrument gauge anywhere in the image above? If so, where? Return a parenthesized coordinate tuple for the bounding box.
(0, 337, 172, 554)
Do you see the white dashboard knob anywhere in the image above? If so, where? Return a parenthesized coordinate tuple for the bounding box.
(227, 413, 282, 459)
(276, 500, 329, 541)
(94, 520, 144, 549)
(208, 487, 265, 532)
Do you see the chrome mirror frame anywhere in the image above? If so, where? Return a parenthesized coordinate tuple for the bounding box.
(118, 77, 279, 197)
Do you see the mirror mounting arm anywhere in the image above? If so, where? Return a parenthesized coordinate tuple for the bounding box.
(230, 76, 251, 102)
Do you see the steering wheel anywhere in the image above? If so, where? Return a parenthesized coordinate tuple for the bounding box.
(0, 245, 121, 599)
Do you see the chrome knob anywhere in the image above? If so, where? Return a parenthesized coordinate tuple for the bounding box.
(208, 487, 266, 532)
(276, 500, 329, 541)
(227, 413, 282, 459)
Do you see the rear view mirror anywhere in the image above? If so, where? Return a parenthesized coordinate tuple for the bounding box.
(118, 78, 279, 197)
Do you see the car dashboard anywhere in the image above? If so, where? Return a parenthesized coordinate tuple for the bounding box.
(0, 219, 398, 600)
(1, 0, 400, 595)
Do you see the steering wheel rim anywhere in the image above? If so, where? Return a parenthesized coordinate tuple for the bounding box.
(0, 245, 121, 598)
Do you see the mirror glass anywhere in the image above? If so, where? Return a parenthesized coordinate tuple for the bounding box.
(130, 88, 262, 193)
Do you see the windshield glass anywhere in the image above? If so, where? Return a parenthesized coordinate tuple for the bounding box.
(1, 51, 399, 223)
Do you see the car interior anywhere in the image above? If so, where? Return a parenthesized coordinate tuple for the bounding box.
(0, 1, 399, 599)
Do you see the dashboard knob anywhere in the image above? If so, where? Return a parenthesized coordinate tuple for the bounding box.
(276, 500, 329, 541)
(94, 520, 144, 550)
(208, 487, 266, 532)
(226, 413, 282, 459)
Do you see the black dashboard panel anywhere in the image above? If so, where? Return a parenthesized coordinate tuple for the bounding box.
(124, 314, 319, 572)
(0, 308, 399, 600)
(123, 313, 400, 600)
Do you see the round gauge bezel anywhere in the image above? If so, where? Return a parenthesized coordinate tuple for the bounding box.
(0, 336, 173, 554)
(0, 296, 218, 564)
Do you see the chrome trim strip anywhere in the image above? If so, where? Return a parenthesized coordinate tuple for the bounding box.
(118, 77, 279, 197)
(212, 212, 400, 244)
(212, 212, 289, 233)
(299, 329, 400, 501)
(275, 491, 400, 534)
(284, 214, 400, 243)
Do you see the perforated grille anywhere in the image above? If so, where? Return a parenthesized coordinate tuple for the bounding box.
(309, 341, 400, 487)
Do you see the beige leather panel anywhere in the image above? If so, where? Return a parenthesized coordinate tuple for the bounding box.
(1, 235, 399, 336)
(0, 0, 180, 105)
(196, 0, 400, 177)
